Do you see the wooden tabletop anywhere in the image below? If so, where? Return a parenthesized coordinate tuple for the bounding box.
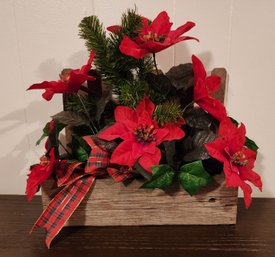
(0, 196, 274, 257)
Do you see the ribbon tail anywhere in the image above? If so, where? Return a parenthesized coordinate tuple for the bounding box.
(31, 175, 96, 248)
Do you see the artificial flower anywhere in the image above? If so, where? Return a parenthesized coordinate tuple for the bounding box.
(205, 118, 262, 208)
(27, 51, 96, 101)
(192, 55, 227, 121)
(26, 149, 57, 200)
(107, 25, 122, 34)
(44, 120, 55, 151)
(98, 97, 185, 172)
(119, 11, 198, 58)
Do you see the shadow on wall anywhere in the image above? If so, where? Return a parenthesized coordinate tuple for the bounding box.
(35, 51, 89, 80)
(0, 51, 89, 194)
(253, 151, 271, 197)
(174, 43, 214, 71)
(0, 101, 53, 170)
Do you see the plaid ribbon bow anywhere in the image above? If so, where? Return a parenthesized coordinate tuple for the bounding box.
(31, 136, 133, 248)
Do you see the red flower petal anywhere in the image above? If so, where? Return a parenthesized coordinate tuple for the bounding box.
(150, 11, 172, 36)
(205, 75, 221, 93)
(119, 36, 149, 58)
(241, 147, 256, 169)
(138, 148, 161, 173)
(98, 122, 128, 141)
(136, 96, 155, 120)
(79, 51, 96, 74)
(42, 89, 55, 101)
(192, 55, 206, 83)
(196, 97, 227, 121)
(115, 105, 137, 129)
(110, 139, 136, 167)
(169, 35, 199, 44)
(155, 127, 169, 145)
(205, 138, 227, 162)
(132, 141, 157, 160)
(160, 123, 185, 143)
(27, 81, 57, 90)
(194, 78, 208, 101)
(240, 181, 253, 208)
(239, 166, 262, 191)
(168, 21, 196, 40)
(27, 53, 96, 100)
(219, 119, 246, 152)
(26, 149, 56, 200)
(107, 25, 122, 34)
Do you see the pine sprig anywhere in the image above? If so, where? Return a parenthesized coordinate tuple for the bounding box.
(119, 80, 145, 108)
(78, 16, 110, 73)
(64, 94, 95, 113)
(78, 9, 153, 101)
(154, 102, 183, 126)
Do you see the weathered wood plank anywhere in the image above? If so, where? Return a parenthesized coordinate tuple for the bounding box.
(211, 68, 227, 103)
(41, 67, 237, 226)
(41, 173, 238, 226)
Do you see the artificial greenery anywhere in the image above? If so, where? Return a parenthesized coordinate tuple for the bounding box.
(79, 9, 154, 105)
(64, 94, 95, 113)
(154, 102, 183, 126)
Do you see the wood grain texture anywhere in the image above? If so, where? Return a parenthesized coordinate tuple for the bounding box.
(40, 67, 236, 227)
(41, 173, 238, 226)
(211, 68, 227, 103)
(0, 196, 274, 257)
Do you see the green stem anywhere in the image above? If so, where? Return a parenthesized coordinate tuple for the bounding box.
(77, 93, 98, 134)
(153, 53, 159, 75)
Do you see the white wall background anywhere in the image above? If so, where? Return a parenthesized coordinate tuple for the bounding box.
(0, 0, 274, 198)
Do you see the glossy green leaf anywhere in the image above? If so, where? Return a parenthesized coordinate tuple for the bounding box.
(179, 160, 212, 195)
(36, 122, 65, 146)
(141, 164, 175, 189)
(71, 136, 90, 162)
(245, 137, 259, 153)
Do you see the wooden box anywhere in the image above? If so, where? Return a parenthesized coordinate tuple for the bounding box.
(41, 67, 238, 226)
(41, 174, 238, 226)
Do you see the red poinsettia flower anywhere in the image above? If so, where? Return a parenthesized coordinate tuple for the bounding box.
(27, 51, 96, 101)
(107, 25, 122, 34)
(205, 118, 262, 208)
(119, 11, 198, 58)
(98, 97, 185, 172)
(192, 55, 227, 121)
(26, 149, 57, 200)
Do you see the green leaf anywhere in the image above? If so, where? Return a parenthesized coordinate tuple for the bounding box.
(229, 117, 239, 126)
(178, 160, 212, 195)
(36, 122, 65, 146)
(36, 122, 50, 146)
(245, 137, 259, 153)
(71, 136, 90, 162)
(141, 164, 175, 189)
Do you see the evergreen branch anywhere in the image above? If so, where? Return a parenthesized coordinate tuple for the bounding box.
(78, 16, 110, 73)
(78, 9, 153, 101)
(64, 94, 95, 113)
(119, 80, 146, 108)
(154, 102, 183, 126)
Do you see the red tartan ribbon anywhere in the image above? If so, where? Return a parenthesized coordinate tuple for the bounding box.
(31, 136, 133, 248)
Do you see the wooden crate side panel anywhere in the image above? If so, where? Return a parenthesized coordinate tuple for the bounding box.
(41, 174, 238, 226)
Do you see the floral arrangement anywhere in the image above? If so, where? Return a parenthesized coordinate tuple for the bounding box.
(26, 9, 262, 248)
